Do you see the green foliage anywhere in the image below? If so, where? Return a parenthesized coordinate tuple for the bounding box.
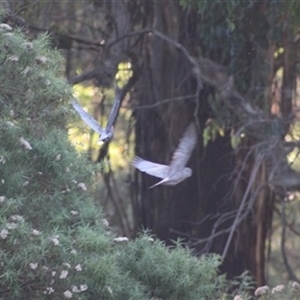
(117, 236, 220, 299)
(179, 0, 300, 148)
(0, 22, 102, 299)
(203, 118, 225, 147)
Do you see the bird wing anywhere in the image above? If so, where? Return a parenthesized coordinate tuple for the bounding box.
(71, 99, 104, 134)
(132, 156, 170, 179)
(169, 122, 197, 173)
(105, 83, 122, 132)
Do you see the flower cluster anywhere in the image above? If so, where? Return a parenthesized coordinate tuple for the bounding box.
(0, 214, 25, 239)
(50, 235, 60, 246)
(254, 285, 269, 296)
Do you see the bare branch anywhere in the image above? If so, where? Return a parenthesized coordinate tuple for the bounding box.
(222, 153, 264, 260)
(69, 68, 104, 85)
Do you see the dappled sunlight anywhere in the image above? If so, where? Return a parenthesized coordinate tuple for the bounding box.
(68, 61, 135, 171)
(286, 122, 300, 172)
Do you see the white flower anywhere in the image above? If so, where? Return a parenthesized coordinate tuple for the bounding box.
(0, 157, 6, 164)
(8, 55, 19, 62)
(21, 66, 31, 75)
(71, 284, 88, 293)
(63, 290, 72, 298)
(0, 196, 5, 203)
(51, 271, 56, 276)
(75, 264, 82, 271)
(63, 263, 71, 268)
(106, 286, 113, 294)
(55, 154, 61, 161)
(113, 237, 129, 243)
(77, 182, 87, 191)
(11, 215, 24, 222)
(70, 210, 78, 216)
(19, 137, 32, 150)
(79, 284, 88, 292)
(35, 56, 47, 64)
(271, 284, 284, 294)
(66, 167, 70, 173)
(70, 249, 77, 255)
(29, 263, 38, 270)
(6, 222, 17, 229)
(61, 186, 70, 194)
(42, 266, 49, 271)
(23, 181, 29, 187)
(234, 295, 243, 300)
(45, 287, 54, 294)
(1, 179, 4, 184)
(0, 229, 9, 239)
(6, 121, 14, 127)
(254, 285, 269, 296)
(71, 286, 80, 293)
(102, 219, 109, 227)
(31, 229, 41, 236)
(60, 270, 68, 279)
(292, 281, 300, 289)
(0, 23, 12, 31)
(50, 235, 60, 245)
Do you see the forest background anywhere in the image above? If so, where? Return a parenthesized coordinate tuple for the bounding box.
(2, 0, 300, 299)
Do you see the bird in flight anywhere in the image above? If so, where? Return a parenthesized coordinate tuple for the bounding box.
(133, 122, 197, 188)
(71, 84, 122, 143)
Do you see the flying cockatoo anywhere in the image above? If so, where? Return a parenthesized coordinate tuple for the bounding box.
(133, 122, 197, 188)
(71, 85, 122, 143)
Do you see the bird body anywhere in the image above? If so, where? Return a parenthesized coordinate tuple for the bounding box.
(133, 122, 197, 188)
(148, 167, 192, 188)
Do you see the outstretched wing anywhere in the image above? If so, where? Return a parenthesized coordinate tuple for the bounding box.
(105, 83, 122, 132)
(132, 156, 170, 179)
(169, 122, 197, 173)
(71, 99, 104, 135)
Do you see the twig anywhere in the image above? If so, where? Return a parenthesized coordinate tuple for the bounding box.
(133, 94, 196, 110)
(102, 168, 127, 236)
(222, 153, 263, 260)
(274, 206, 300, 236)
(107, 28, 202, 86)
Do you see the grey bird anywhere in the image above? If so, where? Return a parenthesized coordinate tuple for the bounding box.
(71, 85, 122, 142)
(133, 122, 197, 188)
